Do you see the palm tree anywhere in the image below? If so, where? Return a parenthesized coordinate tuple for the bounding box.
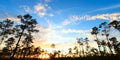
(99, 22, 113, 54)
(11, 14, 39, 58)
(91, 27, 101, 55)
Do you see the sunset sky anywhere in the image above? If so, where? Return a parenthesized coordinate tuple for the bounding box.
(0, 0, 120, 52)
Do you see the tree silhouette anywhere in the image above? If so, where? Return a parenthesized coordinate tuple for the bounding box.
(4, 37, 15, 54)
(77, 38, 84, 56)
(73, 46, 79, 56)
(34, 46, 41, 57)
(0, 19, 14, 45)
(84, 37, 90, 53)
(109, 37, 119, 54)
(51, 43, 55, 48)
(101, 40, 107, 55)
(91, 27, 101, 55)
(90, 48, 99, 56)
(109, 20, 120, 31)
(11, 14, 39, 58)
(99, 22, 113, 54)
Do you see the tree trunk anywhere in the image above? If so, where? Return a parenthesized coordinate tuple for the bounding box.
(11, 29, 25, 58)
(82, 45, 84, 57)
(96, 35, 101, 55)
(106, 35, 113, 54)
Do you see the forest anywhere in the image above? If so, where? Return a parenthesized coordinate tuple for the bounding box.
(0, 14, 120, 60)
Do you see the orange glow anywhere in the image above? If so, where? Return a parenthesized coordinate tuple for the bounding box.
(39, 53, 50, 60)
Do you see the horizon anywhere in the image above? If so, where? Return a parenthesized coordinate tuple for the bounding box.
(0, 0, 120, 53)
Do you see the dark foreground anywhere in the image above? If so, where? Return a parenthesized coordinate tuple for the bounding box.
(0, 55, 119, 60)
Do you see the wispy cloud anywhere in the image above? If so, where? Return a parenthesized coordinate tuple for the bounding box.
(21, 6, 32, 13)
(1, 17, 20, 21)
(88, 4, 120, 13)
(44, 0, 51, 2)
(62, 13, 120, 25)
(34, 3, 54, 17)
(61, 29, 90, 34)
(21, 1, 54, 17)
(34, 3, 48, 17)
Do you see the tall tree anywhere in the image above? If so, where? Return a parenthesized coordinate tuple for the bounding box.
(84, 37, 90, 53)
(99, 22, 113, 54)
(11, 14, 39, 58)
(91, 27, 101, 54)
(77, 38, 84, 56)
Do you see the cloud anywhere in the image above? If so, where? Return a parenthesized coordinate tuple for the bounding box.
(86, 13, 120, 21)
(32, 25, 77, 49)
(61, 29, 90, 34)
(0, 17, 20, 22)
(34, 3, 47, 17)
(21, 6, 32, 13)
(21, 1, 54, 17)
(44, 0, 51, 2)
(62, 13, 120, 25)
(34, 4, 46, 12)
(88, 4, 120, 13)
(49, 13, 54, 17)
(38, 12, 46, 17)
(34, 3, 53, 17)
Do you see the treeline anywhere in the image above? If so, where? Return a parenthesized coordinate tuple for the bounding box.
(73, 21, 120, 57)
(0, 14, 120, 60)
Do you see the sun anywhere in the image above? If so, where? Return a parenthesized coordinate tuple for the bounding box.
(39, 53, 50, 60)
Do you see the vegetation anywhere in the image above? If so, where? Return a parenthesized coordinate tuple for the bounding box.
(0, 14, 120, 60)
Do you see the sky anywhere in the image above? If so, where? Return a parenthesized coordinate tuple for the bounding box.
(0, 0, 120, 52)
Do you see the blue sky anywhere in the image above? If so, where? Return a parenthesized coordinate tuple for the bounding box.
(0, 0, 120, 51)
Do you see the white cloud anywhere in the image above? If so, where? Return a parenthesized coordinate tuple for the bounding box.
(88, 4, 120, 13)
(34, 4, 46, 12)
(21, 1, 53, 17)
(85, 13, 120, 21)
(49, 13, 54, 17)
(22, 6, 32, 13)
(0, 17, 20, 22)
(38, 12, 46, 17)
(62, 13, 120, 25)
(61, 29, 90, 34)
(34, 3, 53, 17)
(34, 3, 47, 17)
(62, 19, 71, 25)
